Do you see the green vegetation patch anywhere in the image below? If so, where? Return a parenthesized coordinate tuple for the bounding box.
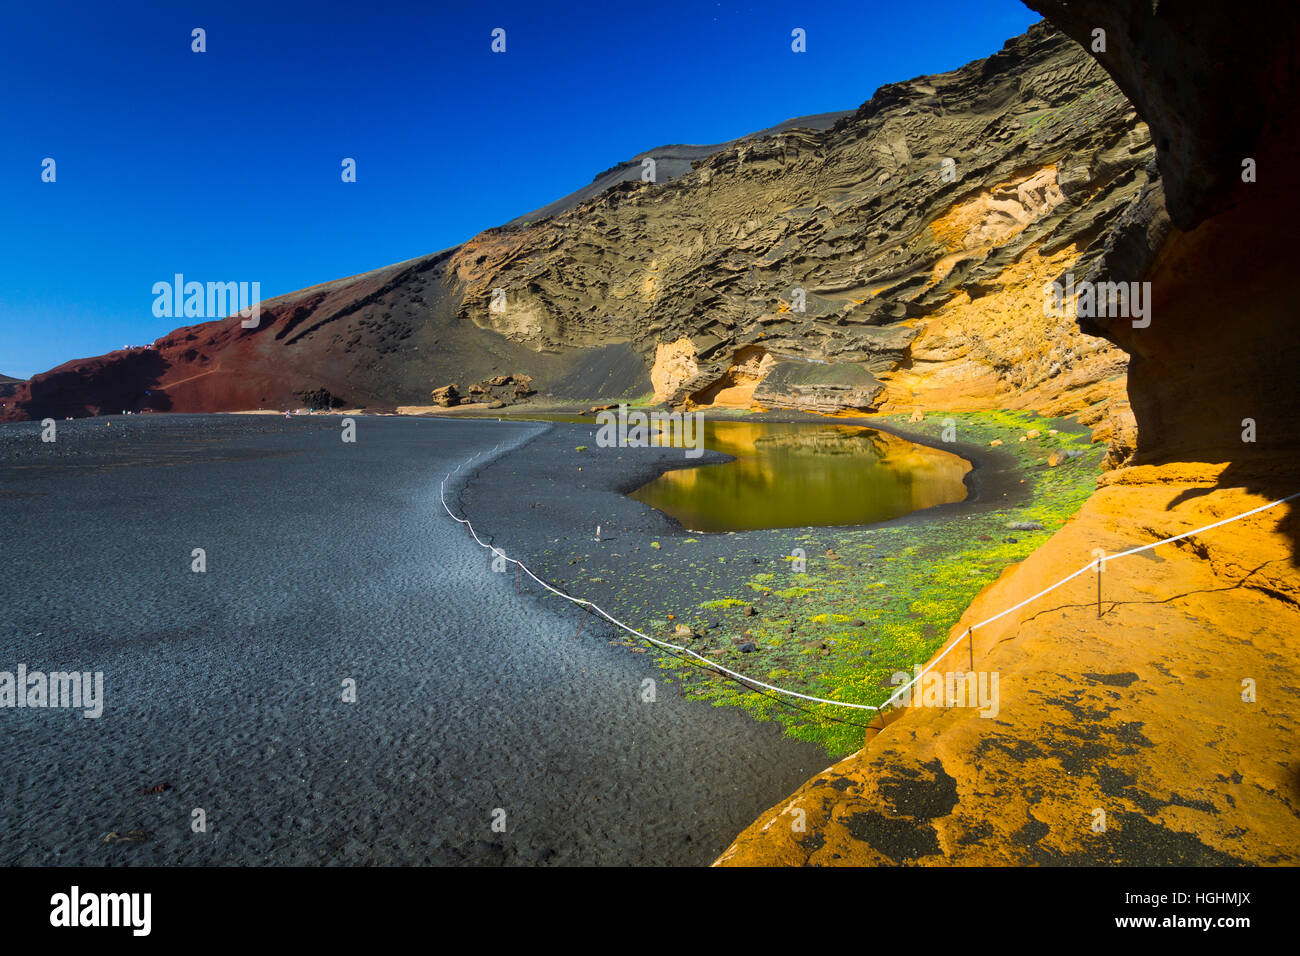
(646, 411, 1103, 756)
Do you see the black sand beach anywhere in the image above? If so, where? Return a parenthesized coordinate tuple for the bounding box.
(0, 414, 828, 866)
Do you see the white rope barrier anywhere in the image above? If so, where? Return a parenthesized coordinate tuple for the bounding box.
(441, 441, 1299, 714)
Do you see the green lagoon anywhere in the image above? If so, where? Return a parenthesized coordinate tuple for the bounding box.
(629, 420, 970, 532)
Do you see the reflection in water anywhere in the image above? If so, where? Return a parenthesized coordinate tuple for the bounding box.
(629, 421, 971, 532)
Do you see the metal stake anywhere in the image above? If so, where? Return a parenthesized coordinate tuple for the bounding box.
(1097, 562, 1102, 618)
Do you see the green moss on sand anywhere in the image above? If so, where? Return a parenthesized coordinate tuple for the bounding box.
(651, 410, 1103, 756)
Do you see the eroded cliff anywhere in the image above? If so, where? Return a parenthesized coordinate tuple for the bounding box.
(452, 23, 1147, 423)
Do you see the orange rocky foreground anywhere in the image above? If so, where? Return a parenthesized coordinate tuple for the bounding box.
(716, 458, 1300, 865)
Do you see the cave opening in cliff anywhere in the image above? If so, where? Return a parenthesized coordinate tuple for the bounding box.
(688, 345, 775, 409)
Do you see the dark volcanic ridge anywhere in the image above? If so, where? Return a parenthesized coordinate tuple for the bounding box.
(502, 109, 854, 227)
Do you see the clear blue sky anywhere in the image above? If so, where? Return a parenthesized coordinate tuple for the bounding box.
(0, 0, 1038, 378)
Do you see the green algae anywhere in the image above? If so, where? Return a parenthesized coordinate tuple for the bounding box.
(646, 410, 1105, 756)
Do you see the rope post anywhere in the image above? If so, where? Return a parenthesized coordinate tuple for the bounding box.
(575, 604, 591, 640)
(1092, 548, 1105, 620)
(516, 563, 520, 594)
(967, 626, 975, 673)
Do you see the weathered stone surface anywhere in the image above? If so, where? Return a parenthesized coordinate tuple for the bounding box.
(752, 361, 884, 414)
(294, 386, 345, 410)
(430, 384, 459, 407)
(441, 373, 536, 408)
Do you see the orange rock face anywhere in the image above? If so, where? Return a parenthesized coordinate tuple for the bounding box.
(875, 243, 1129, 423)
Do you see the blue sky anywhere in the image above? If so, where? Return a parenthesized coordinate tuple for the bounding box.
(0, 0, 1038, 378)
